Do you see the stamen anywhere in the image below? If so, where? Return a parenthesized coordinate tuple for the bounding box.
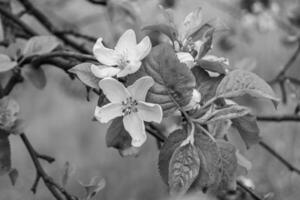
(121, 97, 138, 116)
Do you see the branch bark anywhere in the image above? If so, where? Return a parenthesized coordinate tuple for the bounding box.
(20, 133, 77, 200)
(17, 0, 91, 54)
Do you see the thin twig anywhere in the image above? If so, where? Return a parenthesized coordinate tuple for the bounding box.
(270, 40, 300, 84)
(18, 0, 91, 54)
(237, 180, 263, 200)
(20, 133, 77, 200)
(257, 115, 300, 122)
(86, 0, 107, 5)
(0, 6, 37, 37)
(259, 140, 300, 175)
(59, 30, 97, 42)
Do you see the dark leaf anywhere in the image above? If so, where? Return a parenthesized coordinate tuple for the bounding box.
(197, 56, 229, 74)
(203, 104, 251, 123)
(192, 125, 222, 190)
(217, 141, 238, 190)
(23, 65, 47, 89)
(192, 24, 215, 58)
(181, 7, 203, 39)
(192, 67, 223, 104)
(143, 24, 178, 42)
(159, 129, 187, 185)
(69, 63, 100, 89)
(134, 44, 196, 116)
(216, 70, 279, 107)
(168, 143, 200, 196)
(106, 117, 140, 157)
(23, 36, 61, 56)
(232, 114, 260, 148)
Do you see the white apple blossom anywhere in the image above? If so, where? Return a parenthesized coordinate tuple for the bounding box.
(94, 76, 162, 147)
(91, 29, 151, 78)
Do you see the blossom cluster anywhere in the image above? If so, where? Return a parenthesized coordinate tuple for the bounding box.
(91, 29, 163, 147)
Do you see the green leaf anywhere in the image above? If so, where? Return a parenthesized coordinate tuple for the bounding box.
(181, 7, 203, 39)
(69, 63, 100, 89)
(192, 24, 214, 58)
(79, 176, 105, 200)
(106, 117, 140, 157)
(23, 36, 61, 56)
(61, 162, 75, 187)
(192, 67, 223, 104)
(209, 119, 232, 139)
(159, 129, 188, 185)
(23, 65, 47, 89)
(197, 56, 229, 74)
(0, 133, 11, 176)
(192, 125, 222, 190)
(216, 70, 279, 107)
(236, 150, 252, 176)
(135, 44, 196, 116)
(0, 54, 17, 73)
(8, 168, 18, 186)
(217, 141, 238, 190)
(168, 143, 200, 196)
(232, 114, 260, 149)
(143, 24, 178, 42)
(202, 104, 251, 123)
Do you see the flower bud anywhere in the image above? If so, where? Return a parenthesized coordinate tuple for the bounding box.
(183, 89, 201, 111)
(176, 52, 195, 69)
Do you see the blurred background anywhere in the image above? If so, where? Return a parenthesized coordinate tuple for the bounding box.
(1, 0, 300, 199)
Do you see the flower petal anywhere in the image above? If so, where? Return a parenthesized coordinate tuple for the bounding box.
(123, 113, 147, 147)
(115, 29, 137, 52)
(99, 78, 130, 102)
(91, 64, 120, 78)
(93, 38, 120, 66)
(94, 103, 122, 123)
(116, 61, 141, 78)
(137, 101, 163, 123)
(127, 76, 154, 101)
(176, 52, 194, 69)
(136, 36, 152, 60)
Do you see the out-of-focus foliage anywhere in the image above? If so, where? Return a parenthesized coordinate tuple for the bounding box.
(0, 0, 300, 200)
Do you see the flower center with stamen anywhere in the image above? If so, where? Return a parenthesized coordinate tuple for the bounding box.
(122, 97, 138, 116)
(118, 50, 130, 69)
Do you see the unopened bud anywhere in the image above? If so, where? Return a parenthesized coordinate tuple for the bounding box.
(176, 52, 195, 69)
(183, 89, 201, 111)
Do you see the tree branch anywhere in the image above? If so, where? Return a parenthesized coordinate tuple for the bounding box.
(58, 30, 97, 43)
(259, 140, 300, 175)
(18, 0, 91, 54)
(20, 133, 77, 200)
(257, 114, 300, 122)
(237, 180, 263, 200)
(270, 40, 300, 84)
(0, 6, 37, 37)
(85, 0, 107, 5)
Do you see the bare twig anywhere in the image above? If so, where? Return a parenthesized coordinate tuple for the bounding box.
(86, 0, 107, 5)
(20, 133, 77, 200)
(0, 6, 37, 37)
(237, 180, 263, 200)
(59, 30, 97, 43)
(3, 70, 23, 96)
(259, 140, 300, 175)
(270, 40, 300, 84)
(257, 114, 300, 122)
(18, 0, 91, 54)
